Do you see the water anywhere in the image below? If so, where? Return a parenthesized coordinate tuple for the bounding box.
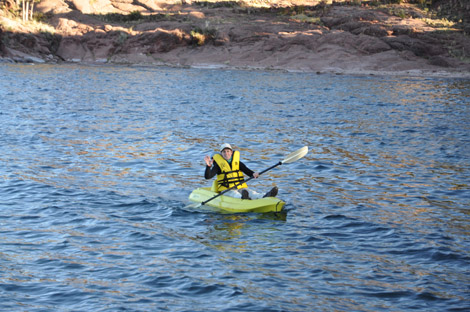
(1, 63, 469, 311)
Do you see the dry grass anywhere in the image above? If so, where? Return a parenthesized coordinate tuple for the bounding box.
(421, 17, 456, 29)
(1, 16, 53, 33)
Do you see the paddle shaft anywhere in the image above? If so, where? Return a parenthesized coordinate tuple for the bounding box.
(200, 161, 282, 206)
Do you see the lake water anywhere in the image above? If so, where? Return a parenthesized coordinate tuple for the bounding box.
(1, 63, 469, 311)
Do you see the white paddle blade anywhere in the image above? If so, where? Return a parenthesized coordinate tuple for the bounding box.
(281, 146, 308, 164)
(185, 202, 202, 210)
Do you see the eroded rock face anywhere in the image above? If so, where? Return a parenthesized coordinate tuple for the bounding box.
(2, 0, 470, 76)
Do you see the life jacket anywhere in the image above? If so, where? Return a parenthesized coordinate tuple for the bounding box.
(211, 150, 248, 193)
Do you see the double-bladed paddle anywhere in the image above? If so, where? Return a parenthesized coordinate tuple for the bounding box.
(187, 146, 308, 209)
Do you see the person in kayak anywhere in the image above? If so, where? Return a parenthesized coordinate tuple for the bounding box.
(204, 143, 278, 200)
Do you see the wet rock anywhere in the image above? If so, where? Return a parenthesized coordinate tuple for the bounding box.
(5, 47, 46, 63)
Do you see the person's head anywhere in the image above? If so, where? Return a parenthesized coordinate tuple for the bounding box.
(220, 143, 233, 161)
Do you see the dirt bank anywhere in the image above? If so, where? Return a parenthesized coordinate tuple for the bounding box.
(1, 0, 470, 77)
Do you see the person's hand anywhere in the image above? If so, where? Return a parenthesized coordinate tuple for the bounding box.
(204, 155, 213, 167)
(253, 172, 260, 178)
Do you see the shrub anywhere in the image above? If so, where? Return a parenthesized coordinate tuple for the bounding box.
(190, 27, 217, 46)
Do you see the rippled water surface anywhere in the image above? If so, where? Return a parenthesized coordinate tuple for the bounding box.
(1, 64, 469, 311)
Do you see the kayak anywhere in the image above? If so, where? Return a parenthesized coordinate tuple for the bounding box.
(188, 187, 285, 213)
(186, 146, 308, 214)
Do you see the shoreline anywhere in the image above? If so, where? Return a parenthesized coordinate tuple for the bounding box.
(4, 57, 470, 80)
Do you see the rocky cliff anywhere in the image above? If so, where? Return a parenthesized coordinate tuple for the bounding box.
(1, 0, 470, 76)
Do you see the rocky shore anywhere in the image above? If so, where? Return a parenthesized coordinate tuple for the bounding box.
(1, 0, 470, 77)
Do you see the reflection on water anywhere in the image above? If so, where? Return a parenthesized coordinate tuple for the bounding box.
(203, 213, 288, 249)
(0, 63, 469, 311)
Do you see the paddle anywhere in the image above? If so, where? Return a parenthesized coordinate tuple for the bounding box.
(187, 146, 308, 209)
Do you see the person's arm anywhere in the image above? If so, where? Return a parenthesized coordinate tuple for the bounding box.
(205, 160, 221, 179)
(239, 162, 259, 178)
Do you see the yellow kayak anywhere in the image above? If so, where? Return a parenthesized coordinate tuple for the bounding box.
(188, 187, 285, 213)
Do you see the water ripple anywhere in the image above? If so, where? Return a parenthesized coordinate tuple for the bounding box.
(0, 64, 469, 311)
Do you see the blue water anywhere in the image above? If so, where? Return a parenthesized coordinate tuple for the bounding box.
(1, 63, 469, 311)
